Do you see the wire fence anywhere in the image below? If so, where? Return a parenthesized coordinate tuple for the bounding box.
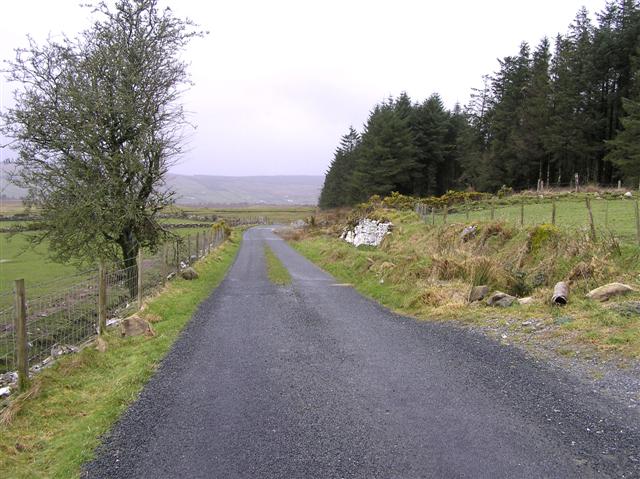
(0, 225, 229, 380)
(415, 195, 640, 245)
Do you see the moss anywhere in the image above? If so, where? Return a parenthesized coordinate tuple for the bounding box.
(528, 223, 560, 253)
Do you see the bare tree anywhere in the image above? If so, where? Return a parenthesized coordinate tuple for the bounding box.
(1, 0, 203, 287)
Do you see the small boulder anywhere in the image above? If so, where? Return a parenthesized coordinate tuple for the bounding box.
(586, 283, 635, 302)
(120, 315, 155, 337)
(0, 386, 11, 398)
(460, 225, 478, 242)
(95, 336, 108, 353)
(624, 191, 633, 198)
(468, 285, 489, 303)
(487, 291, 516, 307)
(518, 296, 535, 305)
(51, 344, 79, 358)
(181, 267, 199, 280)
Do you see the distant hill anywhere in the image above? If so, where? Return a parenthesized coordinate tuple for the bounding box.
(166, 174, 322, 205)
(0, 165, 323, 205)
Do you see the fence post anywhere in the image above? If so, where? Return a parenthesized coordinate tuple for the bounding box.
(604, 200, 609, 229)
(490, 201, 495, 221)
(175, 239, 180, 273)
(98, 262, 107, 335)
(443, 205, 448, 224)
(575, 173, 580, 193)
(635, 200, 640, 246)
(431, 208, 435, 226)
(162, 243, 169, 284)
(14, 279, 30, 392)
(520, 199, 525, 227)
(551, 198, 556, 225)
(585, 197, 596, 241)
(187, 235, 191, 262)
(137, 249, 143, 310)
(196, 231, 200, 259)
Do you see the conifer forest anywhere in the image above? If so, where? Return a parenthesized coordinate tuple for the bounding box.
(319, 1, 640, 208)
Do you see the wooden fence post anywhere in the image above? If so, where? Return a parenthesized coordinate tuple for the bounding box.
(431, 208, 435, 226)
(443, 205, 448, 224)
(520, 199, 525, 227)
(137, 249, 143, 310)
(551, 198, 556, 225)
(196, 231, 200, 259)
(635, 199, 640, 246)
(175, 239, 180, 273)
(490, 201, 495, 221)
(162, 243, 169, 284)
(187, 235, 191, 262)
(604, 200, 609, 229)
(14, 279, 30, 392)
(585, 197, 596, 241)
(98, 262, 107, 335)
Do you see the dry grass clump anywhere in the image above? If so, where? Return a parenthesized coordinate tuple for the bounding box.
(420, 281, 468, 308)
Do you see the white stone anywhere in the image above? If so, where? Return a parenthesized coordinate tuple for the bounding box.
(624, 191, 633, 198)
(0, 386, 11, 398)
(341, 219, 393, 247)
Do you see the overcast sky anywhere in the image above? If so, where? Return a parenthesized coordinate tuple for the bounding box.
(1, 0, 607, 177)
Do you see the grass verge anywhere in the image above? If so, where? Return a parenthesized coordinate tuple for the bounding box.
(0, 230, 241, 479)
(290, 217, 640, 362)
(264, 244, 292, 285)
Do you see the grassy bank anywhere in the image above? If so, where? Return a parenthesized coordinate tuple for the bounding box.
(290, 208, 640, 361)
(0, 230, 241, 479)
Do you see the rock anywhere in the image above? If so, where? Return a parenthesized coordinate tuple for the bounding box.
(0, 371, 17, 387)
(341, 218, 393, 247)
(0, 386, 11, 398)
(181, 267, 199, 280)
(586, 283, 635, 302)
(189, 254, 198, 262)
(611, 301, 640, 317)
(290, 219, 306, 229)
(518, 296, 535, 305)
(95, 336, 108, 353)
(487, 291, 516, 307)
(51, 344, 79, 358)
(468, 285, 489, 302)
(460, 225, 478, 242)
(624, 191, 633, 198)
(120, 315, 155, 337)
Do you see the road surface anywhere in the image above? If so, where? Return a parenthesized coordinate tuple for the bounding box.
(84, 227, 640, 478)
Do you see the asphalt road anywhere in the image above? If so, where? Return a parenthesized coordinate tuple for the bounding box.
(84, 227, 640, 478)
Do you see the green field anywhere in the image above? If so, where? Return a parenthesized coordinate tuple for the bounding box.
(429, 196, 638, 244)
(0, 204, 313, 298)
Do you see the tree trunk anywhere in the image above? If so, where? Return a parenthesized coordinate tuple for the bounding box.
(118, 228, 139, 300)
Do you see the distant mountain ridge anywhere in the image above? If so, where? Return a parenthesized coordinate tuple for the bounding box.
(166, 173, 323, 205)
(0, 166, 323, 205)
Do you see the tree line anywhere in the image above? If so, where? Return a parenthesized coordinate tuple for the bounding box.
(319, 0, 640, 209)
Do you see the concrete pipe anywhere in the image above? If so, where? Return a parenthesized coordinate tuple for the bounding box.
(552, 281, 569, 305)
